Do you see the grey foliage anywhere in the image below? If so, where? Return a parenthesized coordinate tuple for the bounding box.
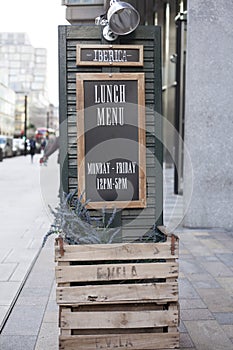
(42, 188, 120, 247)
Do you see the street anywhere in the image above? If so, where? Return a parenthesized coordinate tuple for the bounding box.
(0, 152, 59, 329)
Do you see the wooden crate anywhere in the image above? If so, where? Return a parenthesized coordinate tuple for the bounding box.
(55, 229, 179, 350)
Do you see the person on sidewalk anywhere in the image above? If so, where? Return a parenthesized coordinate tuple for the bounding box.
(40, 136, 59, 165)
(29, 137, 36, 163)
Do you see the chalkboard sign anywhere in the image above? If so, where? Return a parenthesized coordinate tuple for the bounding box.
(76, 73, 146, 209)
(76, 45, 143, 66)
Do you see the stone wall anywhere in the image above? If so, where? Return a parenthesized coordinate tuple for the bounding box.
(183, 0, 233, 229)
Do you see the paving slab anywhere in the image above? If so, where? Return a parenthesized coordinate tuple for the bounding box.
(0, 263, 18, 281)
(34, 322, 58, 350)
(179, 278, 201, 299)
(0, 281, 21, 306)
(215, 239, 233, 251)
(0, 248, 13, 263)
(216, 277, 233, 292)
(200, 238, 229, 253)
(213, 313, 233, 325)
(186, 243, 213, 257)
(196, 288, 233, 313)
(34, 271, 58, 350)
(221, 325, 233, 339)
(10, 262, 34, 281)
(0, 335, 37, 350)
(179, 320, 188, 333)
(216, 253, 233, 267)
(5, 248, 39, 263)
(184, 320, 233, 350)
(179, 259, 205, 275)
(181, 309, 214, 321)
(187, 273, 221, 289)
(199, 261, 233, 277)
(180, 332, 195, 348)
(0, 307, 9, 328)
(2, 305, 45, 336)
(180, 298, 207, 310)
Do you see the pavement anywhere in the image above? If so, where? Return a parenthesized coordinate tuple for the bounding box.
(0, 153, 51, 330)
(0, 161, 233, 349)
(0, 152, 59, 332)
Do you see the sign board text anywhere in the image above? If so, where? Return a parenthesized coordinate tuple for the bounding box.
(76, 73, 146, 209)
(76, 45, 143, 66)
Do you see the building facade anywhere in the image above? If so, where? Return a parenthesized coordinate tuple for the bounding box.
(47, 103, 59, 132)
(0, 69, 15, 136)
(62, 0, 106, 24)
(0, 32, 50, 136)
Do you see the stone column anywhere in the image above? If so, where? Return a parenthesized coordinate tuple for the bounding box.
(183, 0, 233, 229)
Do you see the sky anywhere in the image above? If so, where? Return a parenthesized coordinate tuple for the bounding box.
(0, 0, 69, 106)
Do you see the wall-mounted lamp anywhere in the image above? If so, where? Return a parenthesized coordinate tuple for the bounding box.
(95, 0, 140, 41)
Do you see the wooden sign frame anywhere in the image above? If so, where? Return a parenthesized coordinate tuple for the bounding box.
(76, 73, 146, 209)
(76, 44, 144, 66)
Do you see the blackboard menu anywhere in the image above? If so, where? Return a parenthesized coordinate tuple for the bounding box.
(76, 73, 146, 209)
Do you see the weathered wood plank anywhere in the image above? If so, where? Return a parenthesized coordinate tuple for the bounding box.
(60, 309, 178, 329)
(55, 242, 179, 262)
(56, 282, 178, 305)
(59, 332, 179, 350)
(56, 262, 178, 283)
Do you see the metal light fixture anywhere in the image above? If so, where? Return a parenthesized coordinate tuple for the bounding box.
(96, 0, 140, 41)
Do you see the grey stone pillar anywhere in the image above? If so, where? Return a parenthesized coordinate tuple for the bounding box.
(183, 0, 233, 229)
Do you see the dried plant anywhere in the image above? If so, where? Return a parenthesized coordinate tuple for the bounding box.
(42, 188, 120, 247)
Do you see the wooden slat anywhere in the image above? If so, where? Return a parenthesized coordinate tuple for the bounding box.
(56, 262, 178, 283)
(59, 332, 179, 350)
(57, 282, 178, 305)
(55, 241, 179, 262)
(60, 309, 178, 329)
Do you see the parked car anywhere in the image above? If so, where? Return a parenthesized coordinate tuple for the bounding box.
(13, 138, 21, 156)
(18, 138, 30, 155)
(0, 135, 13, 157)
(0, 147, 3, 161)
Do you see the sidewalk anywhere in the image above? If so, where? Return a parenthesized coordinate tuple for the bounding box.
(0, 153, 55, 332)
(1, 167, 233, 349)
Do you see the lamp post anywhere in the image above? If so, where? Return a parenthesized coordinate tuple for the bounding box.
(47, 111, 50, 130)
(24, 95, 28, 156)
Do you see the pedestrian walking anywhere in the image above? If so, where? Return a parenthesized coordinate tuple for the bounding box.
(29, 137, 36, 163)
(41, 138, 47, 151)
(40, 136, 59, 165)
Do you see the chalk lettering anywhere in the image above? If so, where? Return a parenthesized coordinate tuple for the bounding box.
(97, 107, 124, 126)
(93, 49, 128, 63)
(114, 178, 128, 190)
(116, 162, 136, 174)
(96, 178, 113, 190)
(87, 162, 110, 175)
(95, 84, 126, 104)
